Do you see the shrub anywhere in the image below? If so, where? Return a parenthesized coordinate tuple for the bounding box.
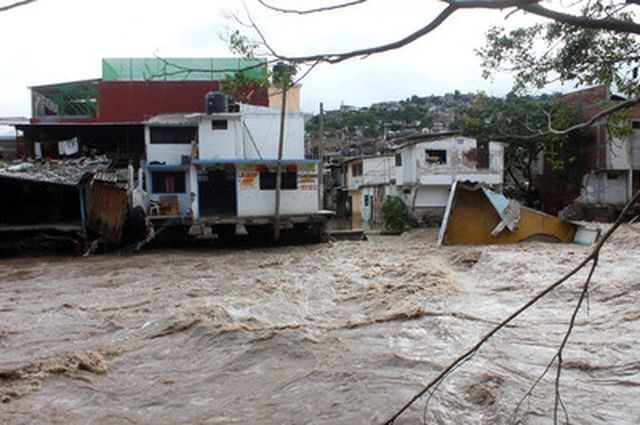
(381, 196, 408, 233)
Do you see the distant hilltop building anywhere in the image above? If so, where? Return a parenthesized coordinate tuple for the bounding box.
(339, 103, 359, 113)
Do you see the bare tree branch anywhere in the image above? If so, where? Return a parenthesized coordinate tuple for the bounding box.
(552, 255, 598, 424)
(383, 188, 640, 424)
(547, 95, 640, 134)
(521, 2, 640, 34)
(244, 4, 281, 58)
(245, 0, 640, 66)
(256, 3, 458, 64)
(145, 55, 273, 81)
(0, 0, 36, 12)
(510, 255, 599, 423)
(490, 95, 640, 142)
(257, 0, 366, 15)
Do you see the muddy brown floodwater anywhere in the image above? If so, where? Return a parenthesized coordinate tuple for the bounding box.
(1, 227, 640, 424)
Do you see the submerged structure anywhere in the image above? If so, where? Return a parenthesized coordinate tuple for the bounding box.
(438, 182, 599, 245)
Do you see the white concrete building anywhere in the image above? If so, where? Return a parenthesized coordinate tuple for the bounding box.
(577, 125, 640, 206)
(393, 133, 504, 224)
(143, 104, 325, 238)
(341, 134, 504, 228)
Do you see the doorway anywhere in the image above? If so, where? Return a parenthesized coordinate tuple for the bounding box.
(198, 166, 237, 217)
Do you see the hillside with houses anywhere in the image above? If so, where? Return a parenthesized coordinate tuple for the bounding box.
(305, 91, 478, 159)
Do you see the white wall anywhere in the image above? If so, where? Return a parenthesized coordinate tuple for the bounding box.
(607, 135, 632, 170)
(198, 116, 243, 159)
(238, 190, 318, 216)
(145, 126, 194, 165)
(402, 146, 417, 184)
(196, 109, 304, 161)
(415, 186, 451, 207)
(579, 172, 629, 205)
(146, 105, 306, 165)
(240, 107, 305, 160)
(394, 136, 504, 188)
(394, 153, 404, 186)
(146, 144, 192, 165)
(632, 129, 640, 168)
(606, 173, 630, 204)
(361, 186, 374, 223)
(489, 141, 505, 174)
(362, 155, 394, 186)
(145, 166, 193, 216)
(236, 162, 319, 216)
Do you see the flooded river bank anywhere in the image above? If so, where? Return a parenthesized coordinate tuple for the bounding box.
(1, 227, 639, 424)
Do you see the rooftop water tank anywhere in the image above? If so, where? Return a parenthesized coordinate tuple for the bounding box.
(205, 91, 227, 114)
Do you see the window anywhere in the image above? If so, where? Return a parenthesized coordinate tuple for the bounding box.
(395, 153, 402, 166)
(364, 195, 370, 207)
(259, 171, 297, 190)
(632, 121, 640, 129)
(352, 162, 363, 176)
(151, 171, 186, 193)
(150, 127, 196, 144)
(211, 120, 228, 130)
(425, 149, 447, 164)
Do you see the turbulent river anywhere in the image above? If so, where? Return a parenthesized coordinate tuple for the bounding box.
(1, 226, 639, 424)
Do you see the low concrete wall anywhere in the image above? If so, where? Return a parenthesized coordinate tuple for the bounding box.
(413, 206, 446, 227)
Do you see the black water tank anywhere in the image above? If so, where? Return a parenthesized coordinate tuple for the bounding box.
(205, 91, 227, 114)
(272, 62, 295, 86)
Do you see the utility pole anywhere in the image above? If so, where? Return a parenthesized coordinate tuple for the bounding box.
(273, 85, 288, 241)
(318, 102, 324, 210)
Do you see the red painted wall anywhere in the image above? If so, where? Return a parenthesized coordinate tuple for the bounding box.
(97, 81, 269, 122)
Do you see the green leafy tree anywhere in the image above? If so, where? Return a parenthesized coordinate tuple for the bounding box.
(478, 1, 640, 96)
(220, 70, 269, 103)
(460, 92, 589, 207)
(221, 30, 297, 102)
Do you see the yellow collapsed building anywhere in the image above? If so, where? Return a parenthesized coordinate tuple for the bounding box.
(437, 182, 599, 246)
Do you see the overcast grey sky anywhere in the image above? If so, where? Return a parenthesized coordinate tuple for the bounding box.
(0, 0, 552, 134)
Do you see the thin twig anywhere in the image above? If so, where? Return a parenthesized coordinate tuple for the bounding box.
(553, 255, 599, 424)
(146, 55, 272, 81)
(512, 255, 599, 423)
(257, 0, 366, 15)
(384, 188, 640, 424)
(0, 0, 36, 12)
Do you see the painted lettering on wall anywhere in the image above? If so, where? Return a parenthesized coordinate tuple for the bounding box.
(239, 171, 259, 189)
